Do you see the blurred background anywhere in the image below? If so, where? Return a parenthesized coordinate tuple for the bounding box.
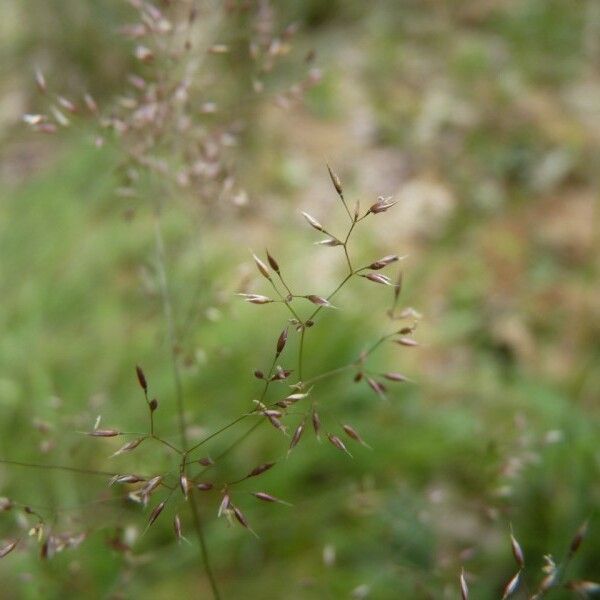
(1, 1, 599, 598)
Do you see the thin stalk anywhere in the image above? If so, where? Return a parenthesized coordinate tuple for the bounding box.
(153, 213, 221, 600)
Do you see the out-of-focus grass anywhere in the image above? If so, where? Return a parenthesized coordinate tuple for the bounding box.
(1, 0, 600, 598)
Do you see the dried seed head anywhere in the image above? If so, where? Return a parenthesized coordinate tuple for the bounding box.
(312, 408, 321, 439)
(305, 295, 335, 308)
(232, 505, 252, 532)
(109, 474, 145, 486)
(301, 211, 324, 232)
(111, 437, 145, 457)
(142, 476, 163, 495)
(196, 482, 213, 491)
(502, 571, 521, 599)
(327, 433, 353, 458)
(179, 474, 190, 500)
(136, 365, 148, 392)
(289, 422, 305, 452)
(342, 424, 371, 448)
(366, 377, 387, 398)
(395, 337, 419, 347)
(252, 254, 271, 280)
(510, 533, 525, 568)
(173, 514, 183, 541)
(369, 255, 400, 270)
(0, 539, 19, 559)
(326, 164, 343, 196)
(217, 494, 230, 517)
(237, 293, 273, 304)
(361, 273, 392, 285)
(87, 429, 120, 437)
(569, 519, 589, 555)
(266, 250, 280, 273)
(368, 196, 397, 214)
(315, 237, 342, 247)
(252, 492, 292, 506)
(276, 328, 288, 355)
(248, 462, 276, 477)
(147, 501, 166, 527)
(382, 372, 408, 383)
(460, 569, 469, 600)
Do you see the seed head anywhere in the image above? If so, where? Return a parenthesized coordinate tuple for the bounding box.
(369, 255, 400, 270)
(502, 571, 521, 599)
(0, 539, 19, 559)
(460, 569, 469, 600)
(147, 501, 166, 527)
(301, 211, 324, 232)
(276, 328, 288, 355)
(135, 366, 148, 393)
(327, 433, 353, 458)
(266, 250, 280, 273)
(326, 164, 343, 196)
(252, 254, 271, 280)
(305, 295, 335, 308)
(248, 462, 276, 478)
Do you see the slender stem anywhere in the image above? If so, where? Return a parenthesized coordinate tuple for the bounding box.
(0, 459, 117, 478)
(154, 217, 188, 449)
(189, 489, 221, 599)
(298, 326, 306, 381)
(153, 212, 220, 599)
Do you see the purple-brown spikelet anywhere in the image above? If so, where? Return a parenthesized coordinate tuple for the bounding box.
(326, 164, 343, 197)
(569, 519, 588, 555)
(395, 337, 419, 347)
(382, 372, 408, 383)
(501, 571, 521, 599)
(510, 532, 525, 568)
(179, 474, 190, 500)
(369, 255, 399, 270)
(149, 398, 158, 412)
(248, 462, 275, 478)
(135, 365, 148, 393)
(276, 328, 288, 355)
(254, 369, 264, 379)
(342, 424, 371, 449)
(87, 429, 120, 437)
(327, 433, 352, 458)
(252, 492, 292, 506)
(252, 254, 271, 280)
(266, 250, 280, 273)
(173, 514, 183, 541)
(312, 408, 321, 439)
(459, 569, 469, 600)
(0, 539, 19, 559)
(111, 437, 145, 457)
(366, 377, 386, 398)
(147, 501, 166, 527)
(217, 494, 230, 517)
(301, 212, 324, 232)
(305, 295, 335, 308)
(288, 422, 305, 452)
(196, 482, 213, 491)
(198, 457, 215, 467)
(361, 273, 392, 285)
(368, 196, 397, 214)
